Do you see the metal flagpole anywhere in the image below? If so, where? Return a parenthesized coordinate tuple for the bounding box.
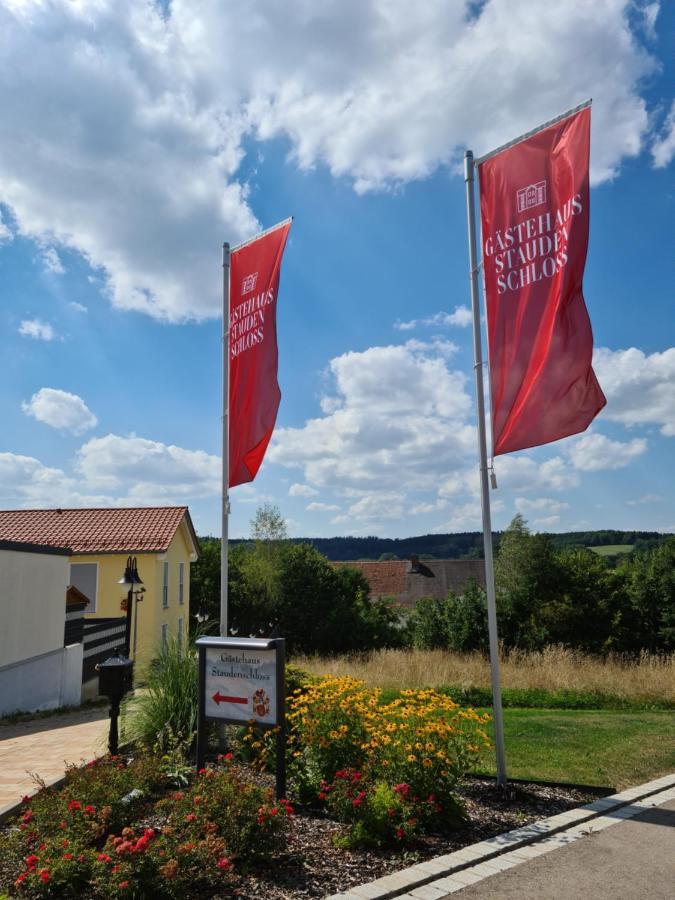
(464, 150, 507, 786)
(221, 242, 231, 638)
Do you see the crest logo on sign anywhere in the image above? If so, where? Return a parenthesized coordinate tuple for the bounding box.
(516, 180, 547, 213)
(241, 272, 258, 294)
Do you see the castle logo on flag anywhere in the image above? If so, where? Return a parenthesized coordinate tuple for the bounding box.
(516, 180, 547, 213)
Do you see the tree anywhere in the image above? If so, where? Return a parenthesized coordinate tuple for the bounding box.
(250, 503, 288, 542)
(494, 515, 561, 649)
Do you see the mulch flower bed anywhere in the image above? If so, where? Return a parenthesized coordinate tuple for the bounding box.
(223, 769, 605, 899)
(0, 754, 605, 899)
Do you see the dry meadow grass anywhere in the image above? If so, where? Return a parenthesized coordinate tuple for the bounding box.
(293, 647, 675, 704)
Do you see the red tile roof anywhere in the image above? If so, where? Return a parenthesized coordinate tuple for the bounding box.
(0, 507, 197, 555)
(334, 560, 408, 597)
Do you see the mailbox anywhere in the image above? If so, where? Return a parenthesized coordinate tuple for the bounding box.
(97, 650, 134, 701)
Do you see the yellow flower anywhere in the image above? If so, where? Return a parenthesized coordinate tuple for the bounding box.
(407, 754, 417, 763)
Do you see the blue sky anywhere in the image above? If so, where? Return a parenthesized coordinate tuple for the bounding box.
(0, 0, 673, 539)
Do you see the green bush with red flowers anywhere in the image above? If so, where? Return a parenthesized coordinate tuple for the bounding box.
(0, 755, 292, 899)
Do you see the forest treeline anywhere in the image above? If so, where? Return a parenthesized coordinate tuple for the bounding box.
(228, 529, 669, 561)
(193, 510, 674, 656)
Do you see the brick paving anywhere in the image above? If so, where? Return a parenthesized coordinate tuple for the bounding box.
(0, 706, 109, 811)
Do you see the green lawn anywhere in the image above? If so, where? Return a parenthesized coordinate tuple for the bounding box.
(588, 544, 634, 555)
(477, 709, 675, 789)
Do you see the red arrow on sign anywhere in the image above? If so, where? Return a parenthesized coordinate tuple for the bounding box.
(212, 692, 248, 706)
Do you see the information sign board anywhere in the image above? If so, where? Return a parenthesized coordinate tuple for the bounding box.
(204, 644, 277, 724)
(195, 636, 286, 798)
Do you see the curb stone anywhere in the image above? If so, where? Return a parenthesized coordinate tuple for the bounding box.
(326, 773, 675, 900)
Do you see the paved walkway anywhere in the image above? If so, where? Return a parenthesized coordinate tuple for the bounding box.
(0, 706, 109, 812)
(439, 797, 675, 899)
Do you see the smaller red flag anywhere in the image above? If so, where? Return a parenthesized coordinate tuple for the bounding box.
(478, 105, 605, 456)
(229, 220, 291, 487)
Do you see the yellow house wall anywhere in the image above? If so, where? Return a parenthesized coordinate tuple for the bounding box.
(74, 522, 192, 675)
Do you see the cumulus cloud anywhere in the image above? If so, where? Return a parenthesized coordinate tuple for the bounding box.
(306, 501, 341, 512)
(18, 319, 57, 341)
(435, 498, 504, 532)
(0, 209, 13, 243)
(269, 340, 475, 496)
(0, 1, 660, 320)
(22, 388, 98, 435)
(0, 434, 222, 509)
(565, 432, 647, 471)
(76, 434, 220, 499)
(533, 515, 561, 528)
(651, 100, 675, 168)
(288, 483, 319, 497)
(69, 301, 88, 313)
(515, 497, 570, 515)
(594, 347, 675, 436)
(40, 247, 65, 275)
(627, 493, 662, 506)
(0, 452, 106, 508)
(395, 307, 472, 331)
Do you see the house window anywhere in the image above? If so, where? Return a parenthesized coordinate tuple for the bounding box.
(177, 617, 184, 648)
(161, 623, 169, 649)
(179, 562, 184, 605)
(162, 561, 169, 608)
(70, 563, 98, 614)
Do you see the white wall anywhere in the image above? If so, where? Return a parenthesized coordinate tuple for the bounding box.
(0, 644, 83, 716)
(0, 548, 69, 668)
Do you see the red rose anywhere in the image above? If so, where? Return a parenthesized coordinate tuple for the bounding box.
(216, 857, 231, 870)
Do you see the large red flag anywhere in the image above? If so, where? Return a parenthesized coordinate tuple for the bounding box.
(478, 105, 605, 456)
(229, 220, 291, 487)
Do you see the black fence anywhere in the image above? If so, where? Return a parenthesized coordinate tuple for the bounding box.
(64, 599, 87, 647)
(82, 618, 127, 682)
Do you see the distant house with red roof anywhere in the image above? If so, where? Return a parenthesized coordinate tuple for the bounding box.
(0, 507, 199, 673)
(334, 555, 485, 609)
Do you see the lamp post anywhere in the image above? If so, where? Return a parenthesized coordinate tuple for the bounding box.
(118, 556, 143, 658)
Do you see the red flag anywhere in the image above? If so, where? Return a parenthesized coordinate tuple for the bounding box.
(229, 220, 291, 487)
(478, 105, 605, 456)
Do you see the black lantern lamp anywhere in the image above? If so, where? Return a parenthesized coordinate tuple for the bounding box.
(118, 556, 143, 658)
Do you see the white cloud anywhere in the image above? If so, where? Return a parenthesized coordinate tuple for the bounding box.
(0, 435, 221, 509)
(288, 483, 318, 497)
(76, 434, 220, 499)
(533, 515, 561, 528)
(347, 493, 405, 522)
(306, 501, 341, 512)
(641, 3, 660, 40)
(627, 493, 662, 506)
(0, 2, 659, 321)
(435, 499, 504, 532)
(0, 209, 13, 243)
(409, 499, 448, 515)
(68, 301, 88, 313)
(651, 100, 675, 168)
(493, 455, 581, 493)
(395, 307, 472, 331)
(40, 247, 65, 275)
(565, 432, 647, 471)
(594, 347, 675, 435)
(0, 452, 105, 508)
(22, 388, 98, 435)
(18, 319, 57, 341)
(515, 497, 570, 515)
(269, 340, 475, 493)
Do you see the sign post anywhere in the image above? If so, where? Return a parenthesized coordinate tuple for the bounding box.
(195, 636, 286, 799)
